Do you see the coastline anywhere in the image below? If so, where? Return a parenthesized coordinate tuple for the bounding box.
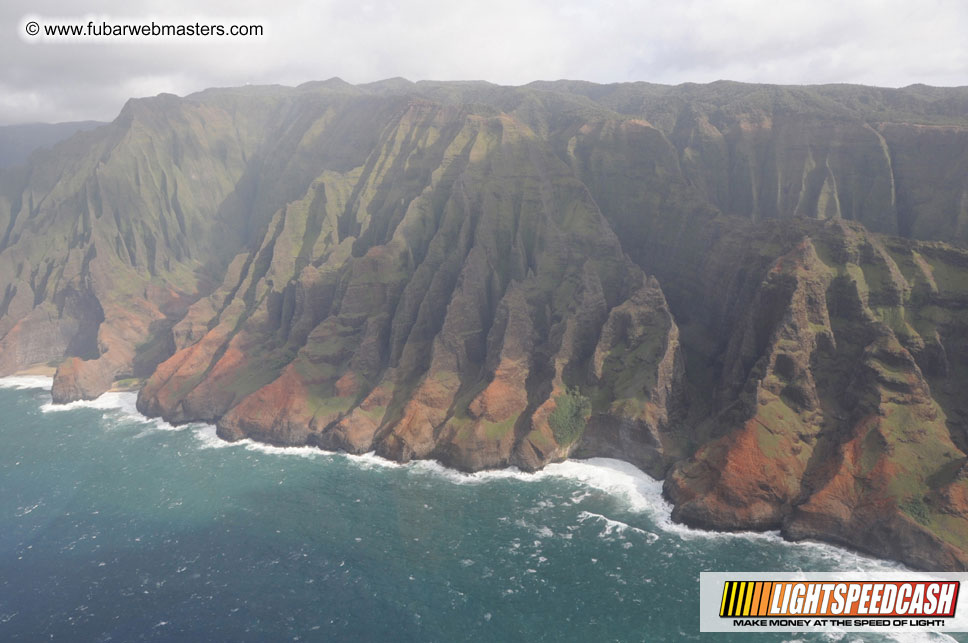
(0, 374, 905, 574)
(12, 365, 142, 393)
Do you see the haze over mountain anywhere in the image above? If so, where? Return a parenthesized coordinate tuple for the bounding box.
(0, 121, 104, 168)
(2, 78, 968, 571)
(5, 0, 967, 125)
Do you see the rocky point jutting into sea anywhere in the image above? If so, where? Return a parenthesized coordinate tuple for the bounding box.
(2, 79, 968, 571)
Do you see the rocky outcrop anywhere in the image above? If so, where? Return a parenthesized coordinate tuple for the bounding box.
(137, 105, 685, 475)
(661, 221, 968, 570)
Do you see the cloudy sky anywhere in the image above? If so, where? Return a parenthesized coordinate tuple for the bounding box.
(3, 0, 967, 125)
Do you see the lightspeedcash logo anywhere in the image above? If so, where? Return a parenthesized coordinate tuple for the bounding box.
(719, 580, 957, 618)
(700, 572, 968, 633)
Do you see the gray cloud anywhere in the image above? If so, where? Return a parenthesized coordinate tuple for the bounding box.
(3, 0, 967, 124)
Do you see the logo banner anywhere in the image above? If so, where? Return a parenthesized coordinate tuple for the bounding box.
(700, 572, 968, 633)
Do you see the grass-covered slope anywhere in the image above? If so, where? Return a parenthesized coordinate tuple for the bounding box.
(136, 100, 683, 476)
(656, 219, 968, 570)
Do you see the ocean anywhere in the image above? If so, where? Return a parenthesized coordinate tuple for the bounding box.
(0, 376, 960, 642)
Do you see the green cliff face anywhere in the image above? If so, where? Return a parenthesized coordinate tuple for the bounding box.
(2, 79, 968, 570)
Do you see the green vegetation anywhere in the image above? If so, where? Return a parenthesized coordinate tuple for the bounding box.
(112, 377, 142, 390)
(7, 78, 968, 570)
(900, 497, 931, 526)
(549, 387, 591, 446)
(483, 417, 515, 440)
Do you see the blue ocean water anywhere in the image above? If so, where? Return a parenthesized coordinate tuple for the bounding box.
(0, 376, 960, 642)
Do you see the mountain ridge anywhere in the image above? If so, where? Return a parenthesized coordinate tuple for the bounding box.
(3, 79, 968, 570)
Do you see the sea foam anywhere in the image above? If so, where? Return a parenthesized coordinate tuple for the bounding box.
(191, 423, 320, 458)
(184, 426, 913, 571)
(386, 456, 907, 572)
(0, 375, 54, 390)
(35, 388, 184, 433)
(6, 379, 913, 575)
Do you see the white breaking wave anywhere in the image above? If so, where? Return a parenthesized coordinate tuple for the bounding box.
(0, 378, 179, 433)
(387, 456, 895, 567)
(577, 510, 658, 542)
(179, 421, 916, 572)
(4, 378, 957, 642)
(400, 457, 908, 572)
(7, 381, 916, 576)
(539, 458, 905, 572)
(309, 453, 904, 572)
(191, 423, 236, 449)
(191, 424, 320, 458)
(0, 375, 54, 390)
(42, 391, 138, 415)
(37, 389, 184, 433)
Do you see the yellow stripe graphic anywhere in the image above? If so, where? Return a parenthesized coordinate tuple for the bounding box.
(720, 580, 780, 617)
(718, 580, 779, 617)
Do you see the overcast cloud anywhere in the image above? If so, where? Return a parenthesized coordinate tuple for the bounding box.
(2, 0, 967, 125)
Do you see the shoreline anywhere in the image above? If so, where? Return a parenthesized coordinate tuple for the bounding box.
(11, 366, 141, 392)
(0, 374, 906, 573)
(12, 364, 56, 377)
